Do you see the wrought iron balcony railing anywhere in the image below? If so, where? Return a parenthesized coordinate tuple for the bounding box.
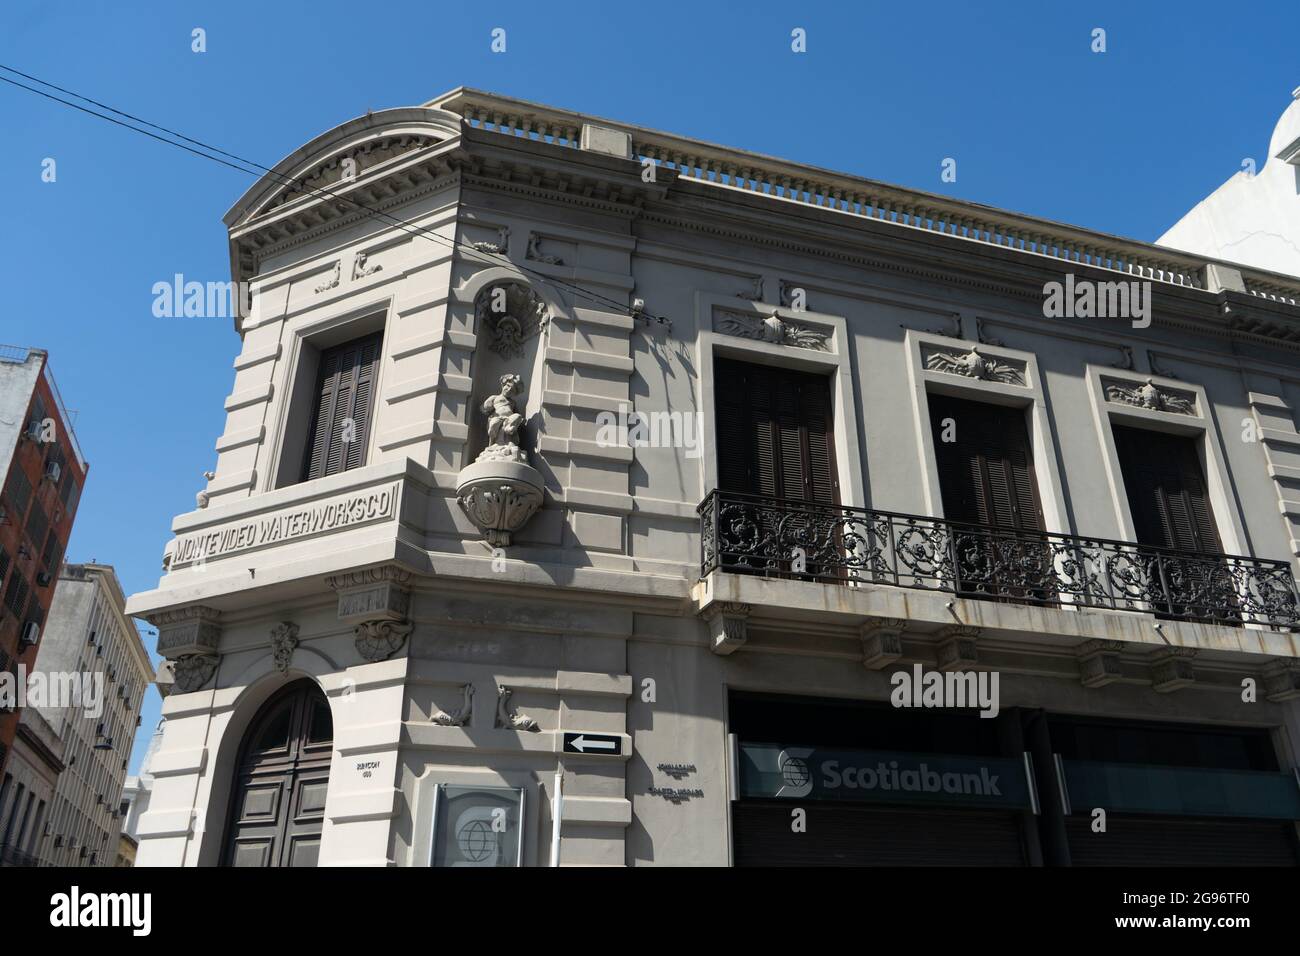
(698, 490, 1300, 629)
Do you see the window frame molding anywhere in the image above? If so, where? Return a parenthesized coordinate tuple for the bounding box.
(694, 291, 866, 510)
(1084, 365, 1249, 558)
(906, 330, 1071, 537)
(264, 296, 394, 493)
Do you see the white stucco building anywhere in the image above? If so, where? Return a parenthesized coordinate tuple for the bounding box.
(1159, 87, 1300, 282)
(127, 88, 1300, 867)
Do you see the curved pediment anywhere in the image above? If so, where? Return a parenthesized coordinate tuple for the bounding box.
(224, 106, 463, 229)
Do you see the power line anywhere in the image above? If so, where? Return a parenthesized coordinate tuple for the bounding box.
(0, 64, 670, 326)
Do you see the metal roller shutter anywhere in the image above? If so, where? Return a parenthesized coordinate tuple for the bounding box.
(1065, 815, 1299, 866)
(734, 801, 1029, 866)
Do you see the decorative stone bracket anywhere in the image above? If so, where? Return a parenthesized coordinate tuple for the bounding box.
(153, 605, 222, 659)
(935, 625, 980, 671)
(1262, 660, 1300, 702)
(861, 618, 906, 670)
(354, 620, 414, 663)
(328, 567, 412, 623)
(1077, 639, 1124, 688)
(1150, 648, 1197, 693)
(702, 602, 750, 656)
(149, 606, 223, 694)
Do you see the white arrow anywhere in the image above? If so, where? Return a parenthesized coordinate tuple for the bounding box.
(570, 735, 617, 752)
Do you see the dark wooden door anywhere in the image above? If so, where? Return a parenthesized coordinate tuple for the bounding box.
(714, 358, 839, 578)
(222, 681, 334, 867)
(1112, 425, 1232, 622)
(927, 394, 1050, 600)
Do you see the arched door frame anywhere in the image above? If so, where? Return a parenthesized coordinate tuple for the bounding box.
(220, 678, 334, 867)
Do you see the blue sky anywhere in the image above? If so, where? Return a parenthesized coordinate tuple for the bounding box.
(2, 0, 1297, 774)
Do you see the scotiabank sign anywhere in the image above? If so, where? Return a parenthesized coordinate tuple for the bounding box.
(738, 742, 1032, 810)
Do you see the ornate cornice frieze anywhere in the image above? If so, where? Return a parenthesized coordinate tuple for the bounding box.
(326, 566, 413, 591)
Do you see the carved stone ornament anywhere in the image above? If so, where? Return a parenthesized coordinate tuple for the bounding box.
(171, 654, 218, 694)
(354, 619, 413, 663)
(352, 251, 382, 280)
(270, 622, 300, 674)
(1104, 377, 1196, 415)
(470, 226, 510, 255)
(924, 346, 1026, 386)
(525, 232, 563, 265)
(736, 275, 764, 301)
(432, 683, 474, 726)
(195, 470, 216, 510)
(456, 373, 545, 547)
(494, 685, 539, 732)
(314, 261, 341, 294)
(701, 602, 751, 656)
(715, 310, 830, 351)
(478, 373, 529, 465)
(476, 282, 549, 358)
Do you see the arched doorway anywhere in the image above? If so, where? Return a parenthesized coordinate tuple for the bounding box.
(222, 680, 334, 867)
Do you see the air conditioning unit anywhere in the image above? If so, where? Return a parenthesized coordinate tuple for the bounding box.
(23, 420, 43, 441)
(19, 621, 40, 646)
(44, 460, 61, 482)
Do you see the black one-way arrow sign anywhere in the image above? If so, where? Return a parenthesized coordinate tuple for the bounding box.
(563, 732, 623, 756)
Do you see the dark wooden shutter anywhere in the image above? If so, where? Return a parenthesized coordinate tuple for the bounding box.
(714, 358, 837, 505)
(928, 394, 1042, 531)
(1112, 426, 1221, 554)
(300, 332, 382, 482)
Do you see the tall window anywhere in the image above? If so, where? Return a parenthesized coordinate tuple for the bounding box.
(300, 332, 382, 482)
(714, 357, 837, 504)
(927, 393, 1043, 531)
(1112, 425, 1221, 554)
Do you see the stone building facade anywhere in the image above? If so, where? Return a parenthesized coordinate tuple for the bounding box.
(127, 88, 1300, 867)
(34, 564, 152, 867)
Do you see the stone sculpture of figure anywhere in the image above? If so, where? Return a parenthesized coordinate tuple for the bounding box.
(478, 374, 527, 463)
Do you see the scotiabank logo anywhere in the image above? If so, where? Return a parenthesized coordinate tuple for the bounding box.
(822, 759, 1001, 797)
(776, 748, 815, 798)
